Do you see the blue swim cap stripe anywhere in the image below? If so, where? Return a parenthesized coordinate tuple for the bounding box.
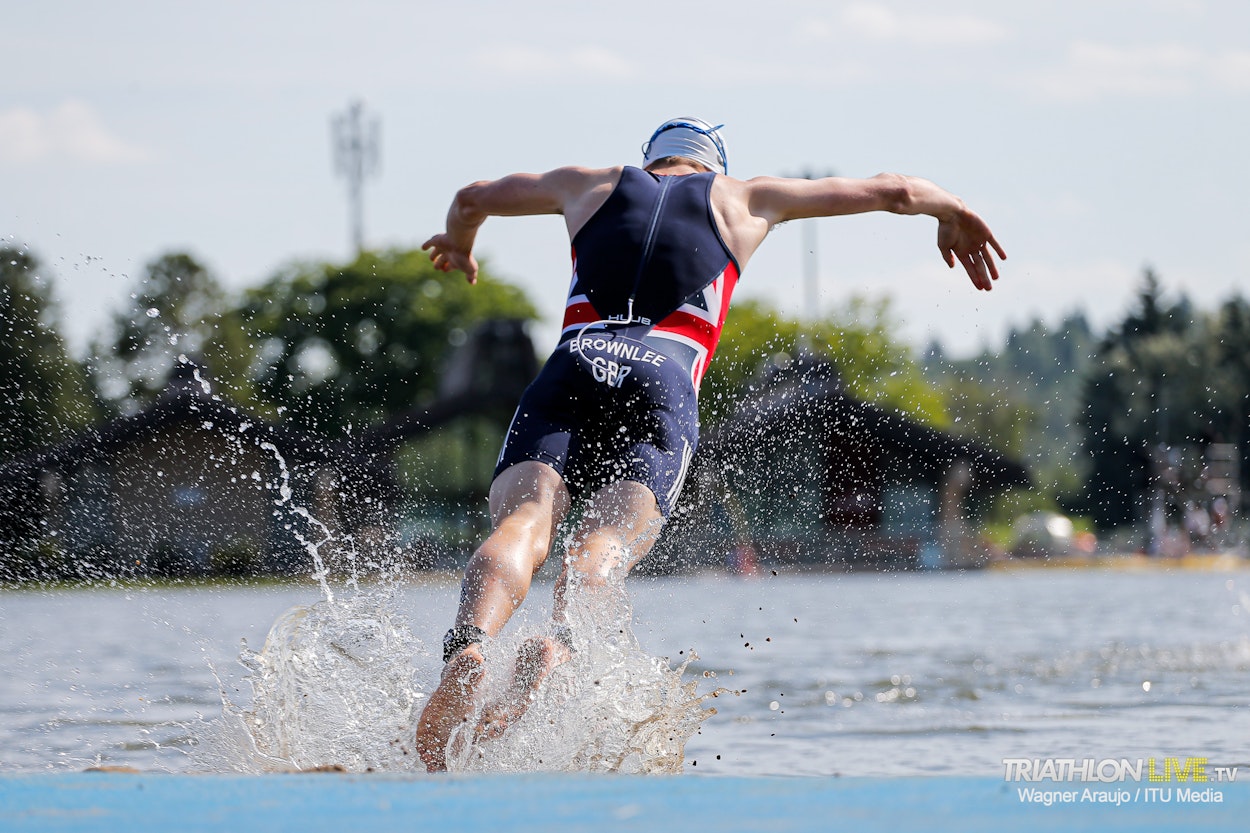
(641, 118, 727, 174)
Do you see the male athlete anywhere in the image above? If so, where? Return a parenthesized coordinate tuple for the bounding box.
(415, 117, 1005, 771)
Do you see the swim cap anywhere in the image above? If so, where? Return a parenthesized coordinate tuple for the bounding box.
(641, 117, 727, 175)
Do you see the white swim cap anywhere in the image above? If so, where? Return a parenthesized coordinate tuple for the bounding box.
(641, 117, 727, 175)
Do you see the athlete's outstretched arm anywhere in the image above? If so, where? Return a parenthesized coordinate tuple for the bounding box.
(738, 173, 1006, 291)
(422, 167, 615, 284)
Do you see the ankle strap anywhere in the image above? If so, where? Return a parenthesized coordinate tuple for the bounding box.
(442, 624, 487, 663)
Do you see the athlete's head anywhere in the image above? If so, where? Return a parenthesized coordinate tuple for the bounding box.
(641, 117, 727, 175)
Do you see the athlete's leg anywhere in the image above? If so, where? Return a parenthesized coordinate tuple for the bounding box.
(554, 479, 666, 620)
(415, 461, 569, 771)
(475, 479, 665, 741)
(457, 460, 571, 635)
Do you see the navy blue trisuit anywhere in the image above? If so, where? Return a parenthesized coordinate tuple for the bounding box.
(493, 166, 743, 516)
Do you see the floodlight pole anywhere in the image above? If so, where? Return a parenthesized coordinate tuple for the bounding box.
(332, 100, 380, 257)
(789, 168, 835, 322)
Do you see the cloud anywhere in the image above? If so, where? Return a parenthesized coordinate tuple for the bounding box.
(473, 45, 635, 81)
(567, 47, 634, 79)
(1209, 50, 1250, 91)
(0, 100, 149, 165)
(1029, 41, 1250, 100)
(833, 3, 1009, 46)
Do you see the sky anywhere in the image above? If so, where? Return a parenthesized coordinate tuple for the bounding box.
(3, 1, 1248, 358)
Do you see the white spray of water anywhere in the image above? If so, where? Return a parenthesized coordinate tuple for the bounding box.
(447, 581, 720, 774)
(260, 440, 336, 601)
(203, 441, 718, 773)
(204, 581, 717, 774)
(208, 590, 426, 773)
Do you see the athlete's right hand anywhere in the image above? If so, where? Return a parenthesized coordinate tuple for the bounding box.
(422, 234, 480, 284)
(936, 209, 1005, 292)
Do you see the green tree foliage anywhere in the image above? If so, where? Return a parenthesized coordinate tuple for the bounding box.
(237, 248, 537, 433)
(926, 311, 1096, 482)
(1211, 295, 1250, 452)
(90, 251, 246, 413)
(940, 374, 1037, 459)
(699, 296, 947, 430)
(1077, 270, 1244, 529)
(919, 312, 1098, 537)
(0, 247, 98, 457)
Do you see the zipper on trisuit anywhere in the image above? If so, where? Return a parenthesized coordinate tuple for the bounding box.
(624, 174, 675, 324)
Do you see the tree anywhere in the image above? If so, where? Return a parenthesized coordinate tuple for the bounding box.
(927, 311, 1096, 491)
(236, 248, 537, 433)
(0, 247, 98, 458)
(699, 296, 948, 430)
(940, 373, 1036, 460)
(915, 309, 1107, 537)
(1119, 267, 1190, 341)
(90, 251, 238, 413)
(1210, 296, 1250, 494)
(1211, 295, 1250, 431)
(1076, 269, 1234, 529)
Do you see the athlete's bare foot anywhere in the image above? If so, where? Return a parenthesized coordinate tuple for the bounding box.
(415, 645, 485, 772)
(476, 636, 572, 741)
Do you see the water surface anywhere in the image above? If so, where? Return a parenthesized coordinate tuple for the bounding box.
(1, 567, 1247, 776)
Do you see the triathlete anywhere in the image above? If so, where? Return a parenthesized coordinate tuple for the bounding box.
(415, 117, 1006, 771)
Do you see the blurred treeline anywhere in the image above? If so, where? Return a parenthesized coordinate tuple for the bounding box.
(2, 244, 1248, 535)
(0, 247, 535, 440)
(922, 270, 1250, 539)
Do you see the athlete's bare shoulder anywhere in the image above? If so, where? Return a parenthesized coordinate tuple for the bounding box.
(560, 165, 624, 237)
(541, 164, 622, 190)
(708, 174, 774, 269)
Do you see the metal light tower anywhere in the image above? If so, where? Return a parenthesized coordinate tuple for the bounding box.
(332, 99, 380, 256)
(788, 168, 835, 321)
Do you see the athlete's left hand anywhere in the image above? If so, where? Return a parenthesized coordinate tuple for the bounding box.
(937, 209, 1006, 291)
(422, 234, 480, 284)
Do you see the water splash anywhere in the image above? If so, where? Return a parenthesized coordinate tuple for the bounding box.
(209, 589, 426, 773)
(203, 576, 717, 774)
(449, 582, 720, 774)
(260, 440, 337, 601)
(208, 438, 717, 773)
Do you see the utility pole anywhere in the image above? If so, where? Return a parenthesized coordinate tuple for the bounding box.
(331, 99, 380, 257)
(788, 168, 835, 321)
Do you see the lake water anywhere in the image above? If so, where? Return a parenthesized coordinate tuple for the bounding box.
(1, 566, 1248, 776)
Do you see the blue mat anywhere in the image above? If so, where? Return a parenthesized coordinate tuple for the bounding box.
(2, 773, 1246, 832)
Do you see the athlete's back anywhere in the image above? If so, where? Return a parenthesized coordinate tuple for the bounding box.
(561, 167, 741, 388)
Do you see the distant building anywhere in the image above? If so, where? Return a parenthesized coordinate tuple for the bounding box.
(0, 330, 1030, 579)
(0, 358, 331, 580)
(653, 354, 1031, 572)
(0, 321, 540, 582)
